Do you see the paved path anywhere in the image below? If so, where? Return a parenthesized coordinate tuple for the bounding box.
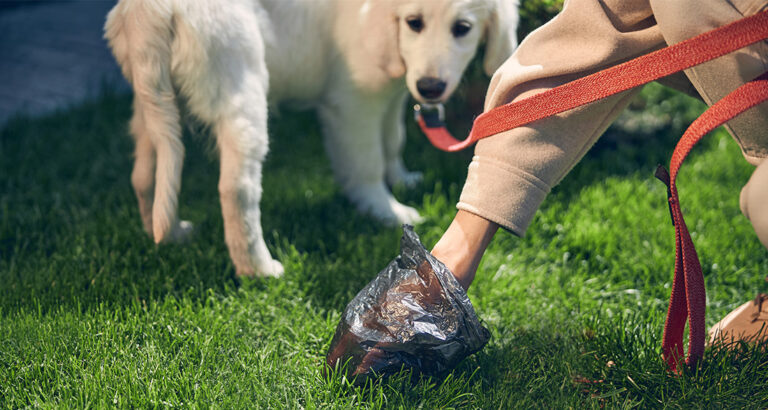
(0, 0, 128, 125)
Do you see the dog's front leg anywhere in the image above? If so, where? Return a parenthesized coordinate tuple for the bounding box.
(382, 90, 423, 188)
(215, 112, 283, 278)
(318, 91, 422, 225)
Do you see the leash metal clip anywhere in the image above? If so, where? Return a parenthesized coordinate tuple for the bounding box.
(413, 103, 445, 128)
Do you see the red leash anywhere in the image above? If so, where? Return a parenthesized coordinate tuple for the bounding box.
(418, 10, 768, 152)
(658, 72, 768, 371)
(417, 10, 768, 371)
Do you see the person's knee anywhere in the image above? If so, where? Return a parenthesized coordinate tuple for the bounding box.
(740, 183, 750, 220)
(741, 160, 768, 249)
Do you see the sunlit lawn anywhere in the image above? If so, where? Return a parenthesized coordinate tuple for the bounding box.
(1, 72, 767, 408)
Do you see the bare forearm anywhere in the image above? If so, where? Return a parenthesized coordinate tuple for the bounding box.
(431, 210, 499, 290)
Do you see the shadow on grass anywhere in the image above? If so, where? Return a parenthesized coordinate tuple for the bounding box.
(0, 91, 407, 313)
(341, 312, 768, 407)
(0, 84, 763, 407)
(575, 312, 768, 407)
(0, 78, 710, 316)
(321, 323, 593, 407)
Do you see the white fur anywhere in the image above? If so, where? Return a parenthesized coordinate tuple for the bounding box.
(105, 0, 519, 277)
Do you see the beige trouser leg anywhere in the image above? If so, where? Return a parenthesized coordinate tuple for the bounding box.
(459, 0, 768, 235)
(458, 0, 664, 235)
(651, 0, 768, 250)
(651, 0, 768, 166)
(741, 159, 768, 249)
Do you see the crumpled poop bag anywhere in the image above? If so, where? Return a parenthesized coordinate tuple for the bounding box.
(325, 225, 490, 383)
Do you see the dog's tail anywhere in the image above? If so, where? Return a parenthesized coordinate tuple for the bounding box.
(105, 1, 184, 243)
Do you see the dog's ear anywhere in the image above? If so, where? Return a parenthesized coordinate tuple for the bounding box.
(361, 0, 406, 79)
(483, 0, 519, 76)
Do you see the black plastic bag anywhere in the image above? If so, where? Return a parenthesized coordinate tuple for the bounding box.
(326, 225, 490, 384)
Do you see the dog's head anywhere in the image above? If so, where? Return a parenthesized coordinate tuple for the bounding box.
(347, 0, 519, 102)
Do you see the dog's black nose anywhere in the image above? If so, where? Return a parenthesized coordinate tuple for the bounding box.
(416, 77, 447, 100)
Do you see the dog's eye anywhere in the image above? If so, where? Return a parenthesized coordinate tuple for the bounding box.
(406, 16, 424, 33)
(452, 20, 472, 37)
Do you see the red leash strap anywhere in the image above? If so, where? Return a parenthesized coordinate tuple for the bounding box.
(417, 10, 768, 371)
(417, 10, 768, 152)
(658, 72, 768, 371)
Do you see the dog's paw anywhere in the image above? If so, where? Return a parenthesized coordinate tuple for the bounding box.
(155, 220, 195, 243)
(256, 258, 285, 278)
(237, 258, 284, 279)
(347, 182, 424, 226)
(166, 220, 195, 243)
(366, 199, 423, 226)
(389, 202, 424, 225)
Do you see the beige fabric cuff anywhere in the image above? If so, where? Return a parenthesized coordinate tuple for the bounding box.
(458, 155, 550, 236)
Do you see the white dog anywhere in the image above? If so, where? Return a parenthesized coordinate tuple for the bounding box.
(105, 0, 519, 277)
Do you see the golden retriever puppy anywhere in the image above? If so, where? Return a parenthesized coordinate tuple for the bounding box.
(104, 0, 519, 277)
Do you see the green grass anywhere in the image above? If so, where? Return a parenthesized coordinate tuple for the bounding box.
(2, 76, 768, 407)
